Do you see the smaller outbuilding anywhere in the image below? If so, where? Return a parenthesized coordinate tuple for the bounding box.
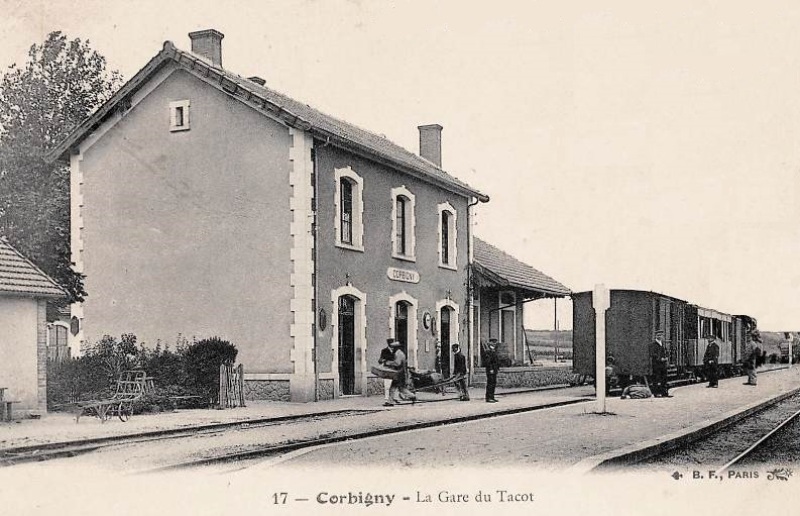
(0, 238, 67, 414)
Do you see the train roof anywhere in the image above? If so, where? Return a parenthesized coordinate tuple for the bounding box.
(571, 288, 689, 303)
(572, 288, 754, 321)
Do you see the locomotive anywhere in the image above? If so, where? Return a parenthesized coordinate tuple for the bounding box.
(572, 289, 757, 386)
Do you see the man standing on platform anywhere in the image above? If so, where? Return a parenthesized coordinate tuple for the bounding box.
(378, 338, 398, 406)
(703, 335, 720, 388)
(452, 344, 469, 401)
(649, 330, 672, 397)
(483, 339, 500, 403)
(743, 329, 761, 386)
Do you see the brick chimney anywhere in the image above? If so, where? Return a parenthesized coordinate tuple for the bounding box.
(418, 124, 443, 167)
(189, 29, 225, 67)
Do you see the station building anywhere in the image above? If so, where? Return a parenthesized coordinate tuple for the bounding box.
(50, 30, 568, 402)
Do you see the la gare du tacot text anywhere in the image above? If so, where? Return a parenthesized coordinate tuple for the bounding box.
(313, 490, 534, 507)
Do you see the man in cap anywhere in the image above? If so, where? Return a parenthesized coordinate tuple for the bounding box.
(649, 330, 672, 397)
(378, 338, 399, 406)
(452, 344, 469, 401)
(703, 335, 720, 388)
(483, 339, 500, 402)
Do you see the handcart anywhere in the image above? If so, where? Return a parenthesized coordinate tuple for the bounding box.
(74, 370, 153, 423)
(408, 368, 466, 397)
(371, 366, 467, 402)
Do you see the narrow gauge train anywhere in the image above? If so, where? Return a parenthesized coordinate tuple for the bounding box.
(572, 289, 757, 386)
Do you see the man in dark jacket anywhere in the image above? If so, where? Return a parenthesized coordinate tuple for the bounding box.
(483, 339, 500, 402)
(379, 338, 398, 406)
(452, 344, 469, 401)
(703, 335, 720, 388)
(743, 329, 761, 386)
(649, 330, 672, 397)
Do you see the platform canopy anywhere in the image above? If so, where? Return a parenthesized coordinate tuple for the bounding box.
(472, 237, 570, 298)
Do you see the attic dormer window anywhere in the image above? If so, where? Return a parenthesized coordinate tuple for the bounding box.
(170, 100, 191, 132)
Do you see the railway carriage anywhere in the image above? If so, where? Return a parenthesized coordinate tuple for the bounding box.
(573, 289, 755, 385)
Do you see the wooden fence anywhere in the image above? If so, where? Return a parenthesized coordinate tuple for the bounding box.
(219, 363, 246, 408)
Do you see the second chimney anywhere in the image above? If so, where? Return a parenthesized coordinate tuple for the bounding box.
(418, 124, 443, 168)
(189, 29, 225, 67)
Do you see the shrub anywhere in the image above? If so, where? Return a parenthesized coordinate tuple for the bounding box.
(47, 354, 111, 406)
(184, 337, 238, 404)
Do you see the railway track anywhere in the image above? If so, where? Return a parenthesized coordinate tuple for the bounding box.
(0, 409, 376, 467)
(147, 397, 591, 472)
(0, 396, 591, 472)
(718, 405, 800, 472)
(634, 392, 800, 470)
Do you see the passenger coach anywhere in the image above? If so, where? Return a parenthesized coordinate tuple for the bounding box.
(573, 289, 756, 387)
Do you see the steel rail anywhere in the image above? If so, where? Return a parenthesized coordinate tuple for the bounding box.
(717, 406, 800, 474)
(0, 409, 375, 467)
(146, 398, 592, 472)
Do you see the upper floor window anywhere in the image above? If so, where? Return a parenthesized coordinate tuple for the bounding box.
(340, 179, 353, 244)
(334, 167, 364, 251)
(437, 202, 457, 269)
(391, 186, 416, 261)
(169, 100, 191, 132)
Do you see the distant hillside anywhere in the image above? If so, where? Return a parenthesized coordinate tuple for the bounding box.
(524, 329, 573, 349)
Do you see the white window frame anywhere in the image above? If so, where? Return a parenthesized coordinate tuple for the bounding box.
(334, 166, 364, 252)
(330, 285, 368, 397)
(169, 100, 191, 132)
(437, 202, 458, 270)
(391, 185, 416, 261)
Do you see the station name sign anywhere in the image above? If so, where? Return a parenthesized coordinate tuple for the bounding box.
(387, 267, 420, 284)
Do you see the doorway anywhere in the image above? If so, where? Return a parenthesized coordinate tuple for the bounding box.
(440, 306, 453, 377)
(338, 295, 356, 395)
(394, 301, 410, 355)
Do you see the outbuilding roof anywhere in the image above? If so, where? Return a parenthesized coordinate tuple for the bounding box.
(0, 238, 67, 298)
(48, 41, 488, 202)
(473, 237, 570, 297)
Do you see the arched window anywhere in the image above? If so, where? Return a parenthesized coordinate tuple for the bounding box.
(437, 202, 457, 269)
(391, 186, 416, 260)
(335, 167, 364, 251)
(340, 178, 353, 245)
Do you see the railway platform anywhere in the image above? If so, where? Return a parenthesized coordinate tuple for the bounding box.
(1, 366, 799, 471)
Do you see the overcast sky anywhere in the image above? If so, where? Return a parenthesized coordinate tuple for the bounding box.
(2, 0, 799, 330)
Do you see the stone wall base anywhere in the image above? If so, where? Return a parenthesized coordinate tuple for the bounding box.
(472, 366, 576, 388)
(244, 379, 291, 402)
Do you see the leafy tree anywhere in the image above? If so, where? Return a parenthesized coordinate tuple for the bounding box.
(0, 31, 123, 302)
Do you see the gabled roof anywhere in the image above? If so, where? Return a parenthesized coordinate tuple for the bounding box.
(47, 42, 489, 202)
(0, 238, 68, 299)
(473, 237, 570, 297)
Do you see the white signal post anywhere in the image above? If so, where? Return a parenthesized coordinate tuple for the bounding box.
(593, 284, 611, 413)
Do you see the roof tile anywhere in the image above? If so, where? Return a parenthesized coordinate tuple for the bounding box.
(473, 237, 570, 296)
(0, 240, 67, 298)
